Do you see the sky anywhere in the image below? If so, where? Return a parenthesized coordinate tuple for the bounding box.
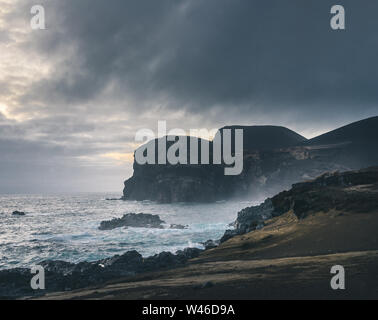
(0, 0, 377, 193)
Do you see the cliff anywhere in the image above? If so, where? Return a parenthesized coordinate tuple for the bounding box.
(123, 117, 378, 203)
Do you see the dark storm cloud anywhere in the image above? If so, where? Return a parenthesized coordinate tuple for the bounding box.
(1, 0, 378, 193)
(24, 0, 378, 118)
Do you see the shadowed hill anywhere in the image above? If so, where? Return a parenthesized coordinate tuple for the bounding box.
(303, 116, 378, 168)
(307, 116, 378, 145)
(220, 125, 307, 151)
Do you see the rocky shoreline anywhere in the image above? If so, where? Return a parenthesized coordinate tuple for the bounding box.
(2, 166, 377, 299)
(0, 247, 202, 299)
(1, 212, 196, 299)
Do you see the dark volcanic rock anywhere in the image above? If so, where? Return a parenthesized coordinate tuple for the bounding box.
(233, 199, 274, 234)
(220, 229, 240, 243)
(0, 247, 203, 299)
(273, 167, 378, 219)
(220, 166, 378, 243)
(123, 136, 225, 203)
(175, 247, 202, 261)
(202, 239, 219, 250)
(169, 224, 188, 230)
(12, 211, 26, 216)
(99, 213, 165, 230)
(220, 199, 274, 243)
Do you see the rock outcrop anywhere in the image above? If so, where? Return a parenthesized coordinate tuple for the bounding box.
(0, 248, 203, 299)
(220, 166, 378, 242)
(12, 211, 25, 216)
(99, 213, 165, 230)
(201, 239, 220, 250)
(123, 117, 378, 203)
(169, 224, 188, 230)
(98, 213, 188, 230)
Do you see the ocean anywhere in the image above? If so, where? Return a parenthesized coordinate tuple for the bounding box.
(0, 193, 259, 270)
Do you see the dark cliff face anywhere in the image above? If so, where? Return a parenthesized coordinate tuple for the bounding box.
(123, 117, 378, 203)
(123, 166, 226, 203)
(123, 136, 228, 202)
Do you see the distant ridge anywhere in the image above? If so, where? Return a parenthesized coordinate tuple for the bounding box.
(219, 125, 307, 151)
(307, 116, 378, 145)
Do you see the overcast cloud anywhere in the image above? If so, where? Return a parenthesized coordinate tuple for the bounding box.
(0, 0, 377, 193)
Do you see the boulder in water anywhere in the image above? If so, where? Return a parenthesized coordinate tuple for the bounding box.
(99, 213, 165, 230)
(169, 224, 188, 230)
(12, 211, 26, 216)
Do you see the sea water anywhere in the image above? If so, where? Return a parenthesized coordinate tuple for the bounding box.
(0, 193, 259, 270)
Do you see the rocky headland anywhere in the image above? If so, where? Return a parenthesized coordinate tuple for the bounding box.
(123, 117, 378, 203)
